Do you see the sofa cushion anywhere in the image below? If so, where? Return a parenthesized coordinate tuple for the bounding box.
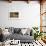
(14, 28, 21, 33)
(9, 33, 34, 43)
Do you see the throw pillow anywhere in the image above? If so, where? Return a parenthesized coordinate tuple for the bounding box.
(14, 28, 21, 33)
(24, 28, 31, 35)
(21, 28, 27, 35)
(8, 27, 14, 34)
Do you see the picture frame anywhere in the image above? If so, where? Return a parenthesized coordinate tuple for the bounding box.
(10, 12, 19, 18)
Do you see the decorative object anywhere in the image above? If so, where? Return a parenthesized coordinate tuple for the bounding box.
(10, 12, 19, 18)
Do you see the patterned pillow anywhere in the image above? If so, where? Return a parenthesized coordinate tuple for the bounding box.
(8, 27, 14, 34)
(14, 28, 21, 33)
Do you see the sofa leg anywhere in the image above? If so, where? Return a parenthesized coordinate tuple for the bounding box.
(21, 44, 22, 46)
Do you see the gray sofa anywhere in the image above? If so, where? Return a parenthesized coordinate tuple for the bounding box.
(4, 27, 34, 43)
(9, 33, 34, 43)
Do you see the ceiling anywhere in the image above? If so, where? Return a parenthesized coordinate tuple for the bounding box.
(0, 0, 45, 4)
(0, 0, 39, 1)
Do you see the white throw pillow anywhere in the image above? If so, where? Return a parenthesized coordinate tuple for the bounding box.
(25, 28, 31, 35)
(3, 29, 10, 36)
(21, 28, 27, 35)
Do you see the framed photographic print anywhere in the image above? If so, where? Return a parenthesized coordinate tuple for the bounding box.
(10, 12, 19, 18)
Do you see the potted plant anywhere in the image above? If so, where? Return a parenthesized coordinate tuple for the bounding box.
(32, 27, 43, 40)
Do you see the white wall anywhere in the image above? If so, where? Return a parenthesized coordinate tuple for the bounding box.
(0, 1, 40, 28)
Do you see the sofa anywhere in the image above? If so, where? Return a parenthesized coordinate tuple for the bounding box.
(3, 27, 34, 43)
